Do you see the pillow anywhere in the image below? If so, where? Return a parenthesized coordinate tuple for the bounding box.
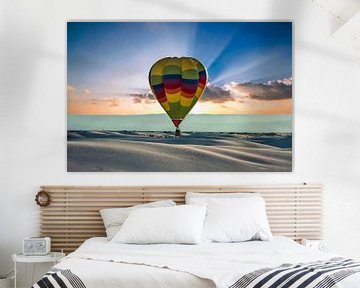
(202, 197, 272, 243)
(186, 192, 259, 204)
(111, 205, 207, 244)
(100, 200, 176, 240)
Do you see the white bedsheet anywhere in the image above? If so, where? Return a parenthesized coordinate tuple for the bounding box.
(54, 237, 360, 288)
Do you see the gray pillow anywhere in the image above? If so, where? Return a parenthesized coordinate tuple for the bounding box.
(186, 192, 259, 204)
(100, 200, 176, 240)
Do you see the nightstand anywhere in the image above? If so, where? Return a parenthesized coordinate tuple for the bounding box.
(12, 252, 65, 288)
(301, 239, 328, 252)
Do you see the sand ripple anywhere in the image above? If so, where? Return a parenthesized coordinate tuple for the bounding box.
(67, 131, 292, 172)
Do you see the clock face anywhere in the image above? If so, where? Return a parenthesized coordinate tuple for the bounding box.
(318, 242, 327, 252)
(36, 241, 45, 250)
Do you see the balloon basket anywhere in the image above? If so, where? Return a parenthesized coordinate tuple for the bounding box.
(175, 128, 181, 137)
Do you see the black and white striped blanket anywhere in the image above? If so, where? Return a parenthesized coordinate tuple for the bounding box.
(32, 268, 86, 288)
(230, 257, 360, 288)
(32, 258, 360, 288)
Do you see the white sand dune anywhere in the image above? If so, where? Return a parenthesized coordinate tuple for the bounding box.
(67, 131, 292, 172)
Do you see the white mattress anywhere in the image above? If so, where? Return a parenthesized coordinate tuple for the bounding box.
(53, 236, 360, 288)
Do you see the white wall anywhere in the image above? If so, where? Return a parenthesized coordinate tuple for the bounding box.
(1, 0, 360, 286)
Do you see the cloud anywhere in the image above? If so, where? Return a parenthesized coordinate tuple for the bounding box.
(132, 97, 142, 104)
(124, 77, 292, 106)
(91, 97, 121, 107)
(67, 85, 75, 93)
(271, 77, 292, 86)
(200, 84, 235, 103)
(228, 78, 292, 101)
(129, 92, 156, 104)
(82, 89, 91, 94)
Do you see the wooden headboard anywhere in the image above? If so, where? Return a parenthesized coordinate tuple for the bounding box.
(39, 184, 323, 253)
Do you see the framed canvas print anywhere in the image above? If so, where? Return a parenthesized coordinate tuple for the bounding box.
(67, 21, 292, 172)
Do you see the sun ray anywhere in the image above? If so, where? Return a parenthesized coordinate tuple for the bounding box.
(212, 50, 283, 85)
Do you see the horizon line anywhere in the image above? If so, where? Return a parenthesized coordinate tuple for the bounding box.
(68, 113, 292, 116)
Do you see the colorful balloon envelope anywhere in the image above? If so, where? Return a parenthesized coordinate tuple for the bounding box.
(149, 57, 208, 136)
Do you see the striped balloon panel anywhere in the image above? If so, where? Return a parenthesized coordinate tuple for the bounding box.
(149, 57, 171, 112)
(149, 57, 208, 122)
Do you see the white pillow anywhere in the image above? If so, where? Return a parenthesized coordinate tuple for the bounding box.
(111, 205, 207, 244)
(186, 192, 259, 205)
(202, 197, 272, 243)
(100, 200, 176, 240)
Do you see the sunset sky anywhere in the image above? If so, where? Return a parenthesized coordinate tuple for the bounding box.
(67, 22, 292, 115)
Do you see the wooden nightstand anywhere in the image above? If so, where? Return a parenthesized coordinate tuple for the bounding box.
(12, 252, 65, 288)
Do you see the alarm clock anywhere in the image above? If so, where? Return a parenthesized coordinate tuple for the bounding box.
(23, 237, 51, 255)
(301, 239, 328, 252)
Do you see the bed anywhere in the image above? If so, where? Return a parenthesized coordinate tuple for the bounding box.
(33, 236, 360, 288)
(33, 185, 360, 288)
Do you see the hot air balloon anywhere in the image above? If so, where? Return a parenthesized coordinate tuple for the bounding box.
(149, 57, 208, 136)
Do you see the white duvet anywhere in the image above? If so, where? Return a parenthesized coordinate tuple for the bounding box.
(53, 237, 360, 288)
